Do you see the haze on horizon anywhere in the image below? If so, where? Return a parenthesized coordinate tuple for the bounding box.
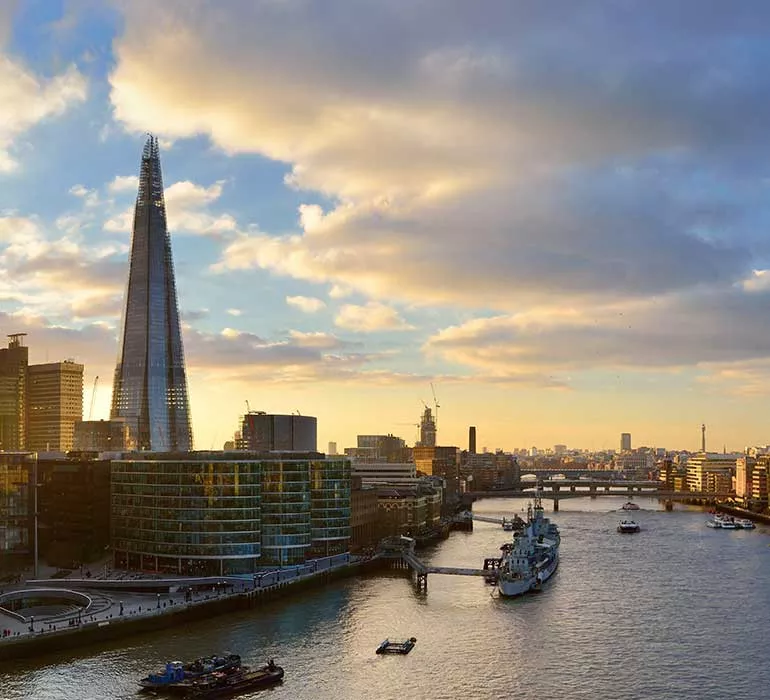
(1, 1, 770, 454)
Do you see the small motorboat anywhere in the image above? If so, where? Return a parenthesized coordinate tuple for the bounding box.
(621, 502, 640, 511)
(617, 519, 640, 533)
(736, 518, 756, 530)
(376, 637, 417, 655)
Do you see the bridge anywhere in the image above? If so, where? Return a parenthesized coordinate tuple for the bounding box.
(464, 481, 734, 510)
(381, 546, 498, 590)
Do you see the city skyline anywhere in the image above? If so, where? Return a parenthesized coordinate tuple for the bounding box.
(4, 3, 770, 453)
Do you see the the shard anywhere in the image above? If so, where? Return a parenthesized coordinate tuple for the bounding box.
(111, 135, 193, 451)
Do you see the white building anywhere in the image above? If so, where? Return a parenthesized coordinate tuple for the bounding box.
(686, 454, 736, 493)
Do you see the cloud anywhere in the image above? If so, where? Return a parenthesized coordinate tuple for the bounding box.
(108, 174, 139, 193)
(335, 302, 413, 332)
(226, 308, 242, 316)
(288, 330, 348, 350)
(285, 295, 325, 313)
(0, 18, 87, 171)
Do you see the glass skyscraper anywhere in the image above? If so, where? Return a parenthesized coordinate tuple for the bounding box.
(111, 136, 193, 451)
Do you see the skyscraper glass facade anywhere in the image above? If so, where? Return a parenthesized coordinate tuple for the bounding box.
(111, 136, 192, 452)
(111, 456, 262, 575)
(310, 458, 351, 557)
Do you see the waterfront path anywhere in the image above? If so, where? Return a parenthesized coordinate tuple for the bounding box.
(0, 553, 360, 652)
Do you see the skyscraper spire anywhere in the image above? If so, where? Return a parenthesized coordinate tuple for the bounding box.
(111, 135, 193, 451)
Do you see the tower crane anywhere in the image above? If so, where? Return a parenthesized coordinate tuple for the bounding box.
(245, 400, 251, 413)
(89, 375, 99, 421)
(430, 382, 440, 431)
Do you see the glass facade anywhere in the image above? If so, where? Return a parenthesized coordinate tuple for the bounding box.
(111, 136, 192, 452)
(310, 459, 351, 557)
(240, 414, 317, 452)
(111, 457, 261, 575)
(0, 453, 34, 558)
(260, 459, 312, 566)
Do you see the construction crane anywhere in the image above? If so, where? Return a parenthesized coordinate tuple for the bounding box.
(430, 382, 440, 431)
(245, 400, 251, 413)
(88, 376, 99, 421)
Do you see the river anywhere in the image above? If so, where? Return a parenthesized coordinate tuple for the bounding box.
(2, 496, 769, 700)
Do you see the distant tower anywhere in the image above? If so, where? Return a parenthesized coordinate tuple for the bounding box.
(701, 424, 706, 453)
(620, 433, 631, 452)
(469, 426, 477, 454)
(111, 135, 193, 451)
(419, 406, 436, 447)
(328, 441, 337, 456)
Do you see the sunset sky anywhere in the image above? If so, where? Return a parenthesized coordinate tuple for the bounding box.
(3, 1, 770, 453)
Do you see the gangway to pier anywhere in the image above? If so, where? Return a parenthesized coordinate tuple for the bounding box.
(459, 511, 519, 526)
(399, 552, 498, 588)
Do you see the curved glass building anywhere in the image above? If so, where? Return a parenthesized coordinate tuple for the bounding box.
(111, 455, 261, 575)
(260, 458, 312, 566)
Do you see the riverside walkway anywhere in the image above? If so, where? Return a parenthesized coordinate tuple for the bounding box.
(0, 553, 362, 660)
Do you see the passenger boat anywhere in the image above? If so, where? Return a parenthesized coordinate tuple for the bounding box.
(706, 514, 756, 530)
(376, 637, 417, 655)
(617, 519, 640, 533)
(138, 654, 242, 691)
(621, 502, 640, 511)
(185, 661, 284, 698)
(496, 490, 560, 597)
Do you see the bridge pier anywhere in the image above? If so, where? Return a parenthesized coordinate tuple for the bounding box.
(553, 498, 559, 512)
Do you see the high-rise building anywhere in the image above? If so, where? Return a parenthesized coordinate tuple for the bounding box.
(73, 419, 134, 452)
(0, 334, 28, 451)
(27, 360, 84, 451)
(418, 407, 436, 447)
(468, 426, 476, 454)
(620, 433, 632, 452)
(111, 136, 192, 452)
(328, 441, 338, 455)
(240, 413, 317, 451)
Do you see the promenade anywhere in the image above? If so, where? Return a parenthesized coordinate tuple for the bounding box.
(0, 553, 369, 660)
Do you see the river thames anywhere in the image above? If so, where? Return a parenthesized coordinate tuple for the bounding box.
(2, 496, 769, 700)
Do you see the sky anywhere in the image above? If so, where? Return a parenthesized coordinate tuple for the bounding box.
(5, 1, 770, 454)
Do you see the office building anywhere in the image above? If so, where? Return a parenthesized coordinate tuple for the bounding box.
(37, 455, 110, 567)
(685, 454, 736, 493)
(112, 451, 350, 573)
(351, 462, 417, 487)
(27, 360, 84, 451)
(345, 434, 409, 463)
(0, 452, 35, 561)
(620, 433, 632, 452)
(468, 426, 476, 454)
(111, 136, 193, 452)
(73, 419, 134, 452)
(0, 334, 28, 451)
(112, 452, 262, 575)
(240, 413, 317, 452)
(328, 441, 337, 455)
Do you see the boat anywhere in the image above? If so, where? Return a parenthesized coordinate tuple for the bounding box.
(617, 519, 640, 533)
(376, 637, 417, 655)
(185, 661, 284, 698)
(621, 502, 640, 511)
(496, 491, 560, 597)
(138, 654, 242, 691)
(706, 514, 755, 530)
(502, 518, 515, 531)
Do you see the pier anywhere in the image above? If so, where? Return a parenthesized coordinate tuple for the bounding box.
(381, 544, 497, 591)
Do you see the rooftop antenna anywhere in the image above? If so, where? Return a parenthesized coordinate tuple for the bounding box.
(701, 423, 706, 453)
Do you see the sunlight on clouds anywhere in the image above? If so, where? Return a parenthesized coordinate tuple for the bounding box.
(286, 295, 325, 313)
(335, 302, 413, 333)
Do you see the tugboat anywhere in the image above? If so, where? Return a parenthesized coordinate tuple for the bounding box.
(138, 653, 241, 691)
(185, 660, 284, 698)
(496, 489, 560, 597)
(617, 519, 640, 533)
(376, 637, 417, 655)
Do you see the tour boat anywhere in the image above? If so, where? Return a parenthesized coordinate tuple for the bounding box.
(617, 519, 640, 533)
(621, 502, 640, 511)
